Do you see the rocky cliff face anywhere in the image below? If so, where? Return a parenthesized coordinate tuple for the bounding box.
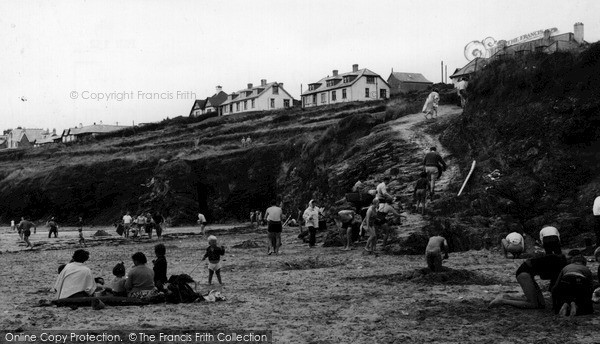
(0, 99, 422, 226)
(437, 43, 600, 245)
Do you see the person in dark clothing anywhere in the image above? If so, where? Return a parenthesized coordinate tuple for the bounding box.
(489, 254, 568, 309)
(202, 235, 225, 285)
(77, 217, 85, 247)
(413, 172, 431, 214)
(47, 217, 59, 238)
(552, 254, 594, 317)
(152, 212, 164, 239)
(423, 147, 447, 201)
(153, 244, 168, 290)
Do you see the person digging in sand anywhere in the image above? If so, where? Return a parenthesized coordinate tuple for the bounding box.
(202, 235, 225, 285)
(425, 234, 449, 272)
(489, 253, 567, 309)
(551, 253, 594, 317)
(501, 232, 524, 259)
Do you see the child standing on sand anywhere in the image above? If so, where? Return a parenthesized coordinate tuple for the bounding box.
(202, 235, 225, 285)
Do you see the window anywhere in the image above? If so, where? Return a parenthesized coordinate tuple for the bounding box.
(251, 99, 255, 108)
(284, 99, 290, 108)
(343, 76, 349, 83)
(326, 80, 334, 87)
(321, 93, 326, 103)
(244, 100, 247, 110)
(236, 102, 240, 111)
(272, 86, 279, 94)
(332, 91, 336, 101)
(380, 89, 387, 99)
(312, 94, 317, 104)
(365, 88, 370, 98)
(230, 104, 233, 113)
(342, 88, 347, 99)
(366, 76, 375, 84)
(270, 98, 275, 108)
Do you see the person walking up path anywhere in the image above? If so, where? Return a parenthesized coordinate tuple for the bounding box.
(423, 147, 447, 201)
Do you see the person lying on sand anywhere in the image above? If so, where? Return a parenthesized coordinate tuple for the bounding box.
(489, 253, 567, 309)
(53, 249, 97, 299)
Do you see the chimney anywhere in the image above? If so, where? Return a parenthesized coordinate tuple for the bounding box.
(247, 83, 253, 89)
(216, 85, 222, 93)
(543, 29, 551, 40)
(278, 83, 283, 88)
(352, 64, 359, 72)
(332, 70, 338, 76)
(574, 22, 584, 44)
(261, 79, 267, 86)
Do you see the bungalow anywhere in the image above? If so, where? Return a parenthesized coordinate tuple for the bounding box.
(62, 123, 129, 143)
(387, 72, 433, 95)
(301, 64, 390, 108)
(189, 86, 228, 117)
(220, 79, 294, 115)
(5, 128, 45, 149)
(34, 130, 61, 147)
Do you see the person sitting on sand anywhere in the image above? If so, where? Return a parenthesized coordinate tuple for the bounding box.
(125, 252, 157, 298)
(110, 262, 127, 297)
(539, 225, 561, 255)
(489, 253, 568, 309)
(53, 249, 97, 299)
(551, 253, 594, 317)
(501, 232, 525, 259)
(338, 209, 356, 251)
(425, 234, 449, 272)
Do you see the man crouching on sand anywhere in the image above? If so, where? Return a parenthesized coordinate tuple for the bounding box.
(425, 234, 449, 272)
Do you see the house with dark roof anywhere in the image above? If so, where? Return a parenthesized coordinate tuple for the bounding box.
(189, 86, 229, 116)
(220, 79, 294, 115)
(301, 64, 390, 108)
(449, 58, 489, 85)
(387, 72, 433, 95)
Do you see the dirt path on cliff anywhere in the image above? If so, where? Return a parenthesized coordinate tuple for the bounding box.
(388, 104, 463, 238)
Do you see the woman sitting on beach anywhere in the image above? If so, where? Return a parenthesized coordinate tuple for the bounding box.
(125, 252, 159, 299)
(53, 249, 97, 299)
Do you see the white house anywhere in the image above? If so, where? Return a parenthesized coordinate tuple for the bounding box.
(301, 64, 390, 108)
(189, 86, 228, 117)
(220, 79, 294, 115)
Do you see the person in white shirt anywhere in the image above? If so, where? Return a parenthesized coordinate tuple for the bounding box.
(53, 249, 96, 299)
(265, 200, 283, 255)
(593, 196, 600, 247)
(303, 200, 319, 248)
(539, 225, 561, 255)
(197, 213, 207, 236)
(122, 212, 132, 238)
(376, 177, 393, 203)
(456, 78, 468, 108)
(501, 232, 525, 258)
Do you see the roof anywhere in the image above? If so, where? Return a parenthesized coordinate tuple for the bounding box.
(388, 72, 432, 84)
(450, 58, 489, 79)
(205, 91, 228, 108)
(190, 99, 207, 115)
(301, 68, 388, 96)
(69, 124, 128, 136)
(221, 82, 293, 106)
(35, 135, 60, 145)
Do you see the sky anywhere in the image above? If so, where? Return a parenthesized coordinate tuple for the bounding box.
(1, 0, 599, 132)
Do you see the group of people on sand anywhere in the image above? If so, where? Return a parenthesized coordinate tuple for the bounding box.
(53, 236, 226, 302)
(120, 211, 164, 239)
(489, 224, 600, 317)
(12, 216, 87, 249)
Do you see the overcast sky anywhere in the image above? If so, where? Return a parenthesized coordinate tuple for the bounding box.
(1, 0, 599, 132)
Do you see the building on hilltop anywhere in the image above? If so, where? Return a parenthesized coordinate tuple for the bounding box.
(34, 129, 61, 147)
(301, 64, 390, 108)
(61, 123, 129, 143)
(450, 23, 588, 85)
(189, 86, 228, 117)
(387, 71, 433, 95)
(5, 128, 46, 149)
(219, 79, 294, 115)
